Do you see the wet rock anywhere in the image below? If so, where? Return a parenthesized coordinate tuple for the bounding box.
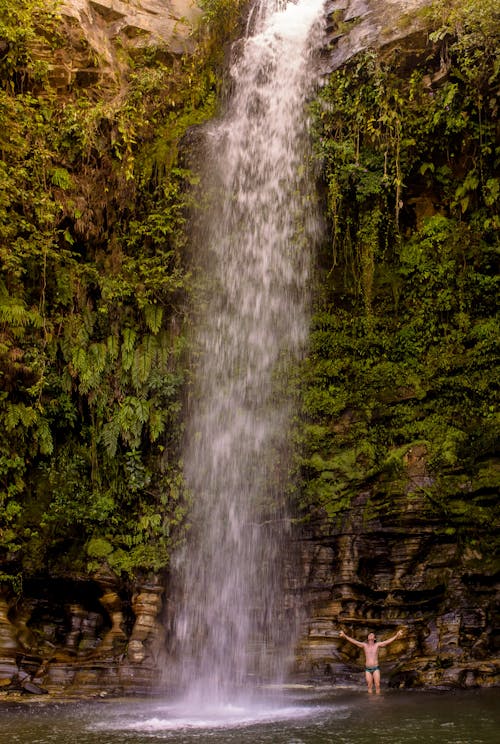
(13, 600, 38, 652)
(97, 589, 128, 654)
(0, 595, 18, 654)
(21, 679, 49, 695)
(437, 612, 463, 659)
(0, 572, 170, 694)
(65, 603, 88, 652)
(127, 583, 165, 664)
(322, 0, 433, 74)
(0, 594, 20, 682)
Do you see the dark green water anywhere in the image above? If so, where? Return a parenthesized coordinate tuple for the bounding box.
(1, 689, 498, 744)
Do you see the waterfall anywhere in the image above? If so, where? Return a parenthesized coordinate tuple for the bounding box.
(169, 0, 325, 704)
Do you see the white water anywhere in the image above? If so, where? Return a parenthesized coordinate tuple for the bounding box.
(93, 698, 322, 732)
(169, 0, 325, 705)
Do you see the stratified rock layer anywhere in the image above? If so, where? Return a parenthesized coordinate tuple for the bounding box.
(295, 483, 499, 689)
(0, 573, 165, 695)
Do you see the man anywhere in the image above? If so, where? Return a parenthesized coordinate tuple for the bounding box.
(339, 628, 404, 693)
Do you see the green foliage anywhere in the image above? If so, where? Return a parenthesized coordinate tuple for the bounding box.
(298, 0, 499, 542)
(0, 0, 231, 579)
(86, 537, 113, 559)
(0, 0, 62, 87)
(199, 0, 248, 44)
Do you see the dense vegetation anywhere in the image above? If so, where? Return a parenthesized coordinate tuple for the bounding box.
(297, 0, 499, 558)
(0, 0, 498, 593)
(0, 0, 247, 585)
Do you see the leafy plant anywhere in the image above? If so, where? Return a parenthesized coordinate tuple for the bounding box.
(296, 0, 499, 547)
(0, 0, 234, 580)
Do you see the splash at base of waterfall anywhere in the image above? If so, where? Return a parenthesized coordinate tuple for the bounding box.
(93, 697, 322, 732)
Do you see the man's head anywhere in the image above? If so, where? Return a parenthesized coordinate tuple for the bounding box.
(367, 632, 376, 642)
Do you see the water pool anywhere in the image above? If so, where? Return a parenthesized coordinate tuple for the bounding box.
(1, 688, 498, 744)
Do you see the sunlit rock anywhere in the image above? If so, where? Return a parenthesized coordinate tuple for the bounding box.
(61, 0, 202, 52)
(46, 1, 203, 91)
(322, 0, 433, 73)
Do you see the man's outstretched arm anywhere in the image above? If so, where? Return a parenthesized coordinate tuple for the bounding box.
(339, 630, 365, 648)
(377, 629, 404, 647)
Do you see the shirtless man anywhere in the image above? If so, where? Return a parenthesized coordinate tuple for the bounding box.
(339, 628, 404, 693)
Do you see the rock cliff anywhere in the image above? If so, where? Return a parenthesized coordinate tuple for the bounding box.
(0, 0, 497, 697)
(0, 573, 165, 695)
(49, 1, 202, 91)
(293, 0, 499, 691)
(295, 480, 499, 689)
(322, 0, 431, 72)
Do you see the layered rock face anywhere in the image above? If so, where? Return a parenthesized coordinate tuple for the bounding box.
(47, 1, 202, 90)
(321, 0, 432, 73)
(0, 573, 165, 695)
(295, 473, 499, 689)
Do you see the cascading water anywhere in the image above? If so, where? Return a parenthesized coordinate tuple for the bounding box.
(169, 0, 325, 705)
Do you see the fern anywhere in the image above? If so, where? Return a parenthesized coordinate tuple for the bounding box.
(4, 402, 37, 431)
(156, 330, 174, 370)
(122, 327, 137, 353)
(101, 419, 120, 459)
(113, 396, 151, 449)
(36, 417, 53, 455)
(143, 303, 163, 334)
(50, 166, 73, 190)
(134, 396, 150, 424)
(121, 327, 136, 371)
(131, 335, 157, 388)
(71, 346, 87, 375)
(148, 406, 165, 442)
(89, 342, 107, 371)
(132, 344, 151, 388)
(106, 333, 119, 361)
(0, 292, 42, 328)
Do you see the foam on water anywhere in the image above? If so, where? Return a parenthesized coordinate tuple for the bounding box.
(90, 700, 327, 732)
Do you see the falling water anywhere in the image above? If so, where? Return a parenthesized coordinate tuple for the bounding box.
(169, 0, 325, 704)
